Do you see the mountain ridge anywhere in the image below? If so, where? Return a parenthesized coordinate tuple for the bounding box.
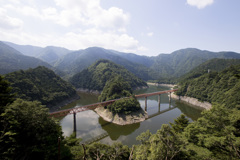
(0, 41, 52, 75)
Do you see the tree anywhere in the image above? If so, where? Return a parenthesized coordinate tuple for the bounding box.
(133, 124, 187, 160)
(98, 75, 132, 102)
(0, 99, 71, 160)
(184, 105, 240, 159)
(0, 75, 14, 115)
(170, 114, 189, 133)
(86, 142, 129, 160)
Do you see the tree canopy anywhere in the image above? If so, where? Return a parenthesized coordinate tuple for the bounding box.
(69, 59, 147, 91)
(98, 76, 141, 115)
(4, 66, 78, 109)
(0, 99, 72, 160)
(176, 64, 240, 109)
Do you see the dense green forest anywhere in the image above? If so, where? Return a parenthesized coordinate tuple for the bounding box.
(176, 64, 240, 109)
(69, 59, 147, 91)
(4, 66, 78, 109)
(177, 58, 240, 82)
(150, 48, 240, 78)
(98, 76, 141, 115)
(3, 41, 240, 82)
(1, 41, 240, 159)
(1, 65, 240, 159)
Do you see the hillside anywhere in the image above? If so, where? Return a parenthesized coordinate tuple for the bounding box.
(178, 58, 240, 82)
(69, 59, 147, 91)
(4, 41, 72, 65)
(55, 47, 158, 80)
(4, 66, 78, 109)
(151, 48, 240, 78)
(0, 41, 52, 74)
(3, 41, 240, 81)
(176, 64, 240, 109)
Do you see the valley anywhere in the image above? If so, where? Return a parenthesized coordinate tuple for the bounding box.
(1, 40, 240, 159)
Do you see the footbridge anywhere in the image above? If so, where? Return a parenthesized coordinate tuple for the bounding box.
(49, 89, 178, 133)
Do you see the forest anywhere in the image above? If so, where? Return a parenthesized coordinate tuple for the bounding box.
(3, 66, 78, 109)
(176, 64, 240, 109)
(98, 76, 141, 115)
(1, 42, 240, 159)
(69, 59, 147, 91)
(1, 69, 240, 159)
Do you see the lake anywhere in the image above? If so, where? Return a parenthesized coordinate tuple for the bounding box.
(60, 85, 203, 147)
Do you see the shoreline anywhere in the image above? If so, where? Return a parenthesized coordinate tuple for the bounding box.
(95, 106, 148, 125)
(147, 82, 176, 88)
(49, 94, 80, 112)
(150, 82, 212, 110)
(76, 85, 149, 95)
(171, 92, 212, 110)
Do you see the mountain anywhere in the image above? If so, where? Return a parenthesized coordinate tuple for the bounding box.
(3, 41, 240, 81)
(178, 58, 240, 82)
(4, 66, 78, 109)
(37, 46, 72, 65)
(69, 59, 148, 91)
(176, 64, 240, 109)
(4, 41, 43, 57)
(0, 41, 52, 74)
(4, 41, 72, 65)
(55, 47, 158, 80)
(151, 48, 240, 78)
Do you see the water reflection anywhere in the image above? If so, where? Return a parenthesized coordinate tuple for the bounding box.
(60, 85, 203, 146)
(175, 101, 203, 121)
(99, 117, 140, 140)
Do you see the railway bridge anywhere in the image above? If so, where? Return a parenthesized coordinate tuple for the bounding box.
(49, 89, 178, 133)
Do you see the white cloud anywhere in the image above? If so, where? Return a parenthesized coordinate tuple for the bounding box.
(0, 8, 23, 30)
(187, 0, 214, 9)
(147, 32, 153, 37)
(0, 0, 146, 55)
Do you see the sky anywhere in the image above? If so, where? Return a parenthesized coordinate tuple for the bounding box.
(0, 0, 240, 56)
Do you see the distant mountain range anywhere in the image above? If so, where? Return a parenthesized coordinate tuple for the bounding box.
(1, 41, 240, 82)
(0, 42, 52, 74)
(4, 41, 72, 65)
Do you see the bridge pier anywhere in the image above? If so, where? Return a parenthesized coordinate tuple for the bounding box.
(145, 97, 147, 111)
(169, 92, 171, 103)
(158, 94, 161, 111)
(73, 112, 76, 136)
(158, 94, 161, 106)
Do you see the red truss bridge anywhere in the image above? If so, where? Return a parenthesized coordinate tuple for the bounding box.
(49, 89, 178, 118)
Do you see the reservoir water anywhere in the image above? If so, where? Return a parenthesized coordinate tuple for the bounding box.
(60, 85, 203, 146)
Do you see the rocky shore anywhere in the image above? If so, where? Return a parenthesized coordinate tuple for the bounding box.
(95, 107, 148, 125)
(147, 82, 176, 88)
(77, 85, 149, 95)
(171, 92, 212, 110)
(76, 88, 101, 94)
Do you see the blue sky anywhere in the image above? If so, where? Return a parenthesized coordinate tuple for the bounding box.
(0, 0, 239, 56)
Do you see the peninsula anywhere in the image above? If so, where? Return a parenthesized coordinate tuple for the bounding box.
(95, 75, 148, 125)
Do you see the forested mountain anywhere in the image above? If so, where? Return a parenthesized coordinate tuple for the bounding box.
(3, 41, 240, 81)
(4, 41, 43, 57)
(55, 47, 158, 80)
(151, 48, 240, 78)
(4, 41, 72, 65)
(55, 47, 240, 80)
(69, 59, 147, 91)
(4, 66, 78, 109)
(0, 42, 52, 74)
(178, 58, 240, 82)
(176, 64, 240, 109)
